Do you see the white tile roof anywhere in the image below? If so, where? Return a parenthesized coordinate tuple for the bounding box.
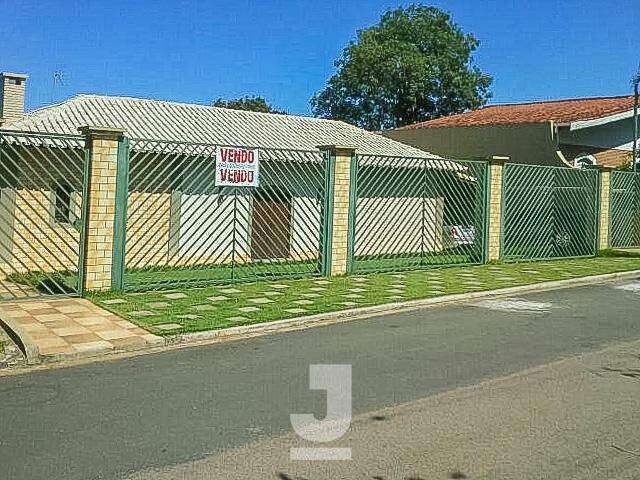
(6, 95, 438, 158)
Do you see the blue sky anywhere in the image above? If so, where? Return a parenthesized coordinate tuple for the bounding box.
(2, 0, 638, 115)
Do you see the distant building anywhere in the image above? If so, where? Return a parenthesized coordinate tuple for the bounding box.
(384, 95, 636, 168)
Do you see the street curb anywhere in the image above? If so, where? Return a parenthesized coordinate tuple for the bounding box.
(0, 311, 40, 365)
(166, 269, 640, 346)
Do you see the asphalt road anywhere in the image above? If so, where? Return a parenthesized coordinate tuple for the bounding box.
(2, 279, 640, 480)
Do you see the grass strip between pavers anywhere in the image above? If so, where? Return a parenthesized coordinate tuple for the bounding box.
(89, 257, 640, 336)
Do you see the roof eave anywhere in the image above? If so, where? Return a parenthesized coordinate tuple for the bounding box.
(568, 109, 635, 131)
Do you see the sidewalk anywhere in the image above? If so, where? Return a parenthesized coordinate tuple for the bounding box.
(0, 298, 162, 364)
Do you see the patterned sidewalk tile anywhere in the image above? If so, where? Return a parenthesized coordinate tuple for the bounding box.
(0, 298, 163, 360)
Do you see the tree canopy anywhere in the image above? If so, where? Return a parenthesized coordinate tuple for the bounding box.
(311, 4, 492, 130)
(212, 96, 286, 114)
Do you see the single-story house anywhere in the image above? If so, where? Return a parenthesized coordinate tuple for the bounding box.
(383, 95, 637, 168)
(1, 72, 479, 287)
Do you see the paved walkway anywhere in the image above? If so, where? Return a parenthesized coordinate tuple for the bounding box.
(0, 297, 163, 362)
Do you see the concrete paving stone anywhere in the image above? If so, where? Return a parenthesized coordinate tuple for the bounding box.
(39, 345, 74, 356)
(163, 293, 188, 300)
(339, 301, 357, 306)
(96, 329, 136, 341)
(342, 293, 363, 299)
(263, 291, 284, 296)
(301, 293, 321, 298)
(349, 288, 367, 293)
(293, 299, 314, 305)
(56, 305, 92, 314)
(110, 336, 148, 348)
(35, 313, 68, 323)
(52, 326, 92, 337)
(59, 333, 104, 345)
(219, 288, 242, 294)
(28, 308, 61, 316)
(284, 308, 307, 314)
(36, 337, 69, 348)
(129, 311, 156, 317)
(313, 280, 331, 285)
(227, 316, 248, 322)
(153, 323, 183, 331)
(126, 292, 147, 296)
(388, 289, 404, 294)
(177, 314, 200, 320)
(309, 287, 327, 292)
(71, 341, 114, 353)
(238, 306, 260, 313)
(386, 295, 405, 300)
(73, 316, 111, 327)
(207, 296, 229, 302)
(101, 299, 127, 305)
(146, 302, 170, 309)
(248, 297, 273, 304)
(389, 284, 405, 289)
(19, 302, 50, 311)
(271, 284, 292, 289)
(351, 277, 368, 282)
(192, 304, 217, 312)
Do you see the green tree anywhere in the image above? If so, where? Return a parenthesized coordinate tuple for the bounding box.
(311, 4, 492, 130)
(212, 96, 286, 114)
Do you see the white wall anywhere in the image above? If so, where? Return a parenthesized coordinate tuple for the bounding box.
(176, 193, 249, 262)
(355, 196, 444, 255)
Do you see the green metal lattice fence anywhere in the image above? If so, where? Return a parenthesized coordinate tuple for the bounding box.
(349, 155, 489, 273)
(501, 163, 599, 261)
(609, 170, 640, 248)
(114, 138, 330, 291)
(0, 130, 88, 299)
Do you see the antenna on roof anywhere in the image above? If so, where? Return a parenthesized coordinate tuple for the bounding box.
(50, 70, 67, 104)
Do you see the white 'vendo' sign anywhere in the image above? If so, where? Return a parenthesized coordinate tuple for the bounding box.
(215, 146, 260, 187)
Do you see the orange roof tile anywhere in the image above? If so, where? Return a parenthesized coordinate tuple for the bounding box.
(399, 95, 635, 129)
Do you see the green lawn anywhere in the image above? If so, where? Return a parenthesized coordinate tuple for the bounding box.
(89, 256, 640, 336)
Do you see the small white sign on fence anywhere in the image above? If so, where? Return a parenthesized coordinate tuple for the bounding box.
(215, 146, 260, 187)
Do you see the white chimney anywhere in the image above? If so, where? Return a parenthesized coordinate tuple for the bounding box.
(0, 72, 28, 126)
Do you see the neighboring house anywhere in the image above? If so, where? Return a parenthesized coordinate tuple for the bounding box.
(0, 72, 463, 280)
(383, 95, 637, 168)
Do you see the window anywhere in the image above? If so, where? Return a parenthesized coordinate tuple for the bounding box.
(53, 183, 74, 224)
(6, 78, 23, 86)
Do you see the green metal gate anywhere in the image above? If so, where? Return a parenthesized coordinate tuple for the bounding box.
(609, 170, 640, 248)
(501, 164, 599, 261)
(0, 130, 88, 299)
(350, 155, 489, 273)
(116, 138, 329, 291)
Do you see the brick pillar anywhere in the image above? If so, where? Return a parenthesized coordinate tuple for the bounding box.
(487, 156, 509, 262)
(598, 166, 614, 251)
(318, 145, 357, 276)
(79, 126, 125, 292)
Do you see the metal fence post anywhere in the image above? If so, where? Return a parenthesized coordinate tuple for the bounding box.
(111, 136, 130, 291)
(346, 153, 358, 273)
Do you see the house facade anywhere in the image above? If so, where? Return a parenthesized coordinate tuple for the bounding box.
(1, 72, 470, 294)
(383, 96, 637, 168)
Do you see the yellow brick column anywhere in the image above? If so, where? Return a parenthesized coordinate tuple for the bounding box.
(79, 126, 125, 292)
(318, 145, 357, 276)
(487, 156, 509, 262)
(598, 166, 614, 251)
